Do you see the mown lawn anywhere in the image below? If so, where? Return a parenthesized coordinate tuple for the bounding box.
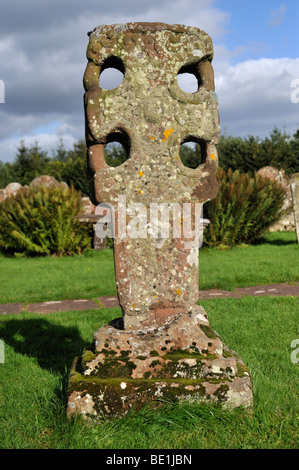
(0, 231, 298, 449)
(0, 296, 298, 449)
(0, 232, 298, 304)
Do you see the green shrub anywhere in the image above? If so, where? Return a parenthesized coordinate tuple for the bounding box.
(0, 185, 92, 256)
(203, 168, 286, 247)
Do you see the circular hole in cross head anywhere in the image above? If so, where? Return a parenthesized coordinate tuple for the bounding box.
(99, 56, 125, 90)
(179, 137, 207, 169)
(177, 62, 202, 94)
(104, 130, 130, 167)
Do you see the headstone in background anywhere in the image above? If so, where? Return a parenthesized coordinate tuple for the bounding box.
(29, 175, 61, 189)
(258, 166, 295, 232)
(291, 173, 299, 242)
(0, 182, 22, 202)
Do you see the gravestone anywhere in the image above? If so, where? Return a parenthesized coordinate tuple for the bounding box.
(78, 196, 107, 249)
(67, 22, 253, 419)
(0, 182, 22, 202)
(258, 166, 295, 232)
(29, 175, 61, 189)
(291, 173, 299, 242)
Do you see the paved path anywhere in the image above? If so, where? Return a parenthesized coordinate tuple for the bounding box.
(0, 283, 298, 315)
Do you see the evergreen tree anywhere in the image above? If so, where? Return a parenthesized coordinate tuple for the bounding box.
(12, 140, 50, 185)
(289, 129, 299, 174)
(52, 138, 69, 162)
(217, 135, 248, 172)
(0, 126, 298, 192)
(179, 143, 203, 168)
(104, 142, 129, 167)
(0, 161, 14, 189)
(60, 140, 89, 195)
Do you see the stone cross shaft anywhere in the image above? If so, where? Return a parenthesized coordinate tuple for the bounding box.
(84, 23, 220, 329)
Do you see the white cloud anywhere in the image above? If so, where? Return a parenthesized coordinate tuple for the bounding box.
(214, 56, 299, 137)
(269, 4, 286, 27)
(0, 112, 82, 162)
(0, 0, 298, 166)
(0, 0, 232, 164)
(125, 0, 230, 38)
(0, 131, 78, 164)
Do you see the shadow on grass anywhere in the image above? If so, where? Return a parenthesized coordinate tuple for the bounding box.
(252, 236, 297, 246)
(0, 317, 89, 374)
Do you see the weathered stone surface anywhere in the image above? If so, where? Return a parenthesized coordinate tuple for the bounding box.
(257, 166, 288, 187)
(27, 299, 100, 314)
(0, 182, 23, 202)
(5, 182, 23, 196)
(80, 196, 96, 215)
(77, 197, 107, 249)
(67, 22, 253, 419)
(29, 175, 62, 189)
(0, 178, 69, 202)
(67, 310, 253, 419)
(0, 303, 24, 315)
(84, 22, 220, 330)
(60, 181, 69, 190)
(92, 224, 107, 250)
(258, 166, 295, 232)
(68, 375, 252, 419)
(291, 173, 299, 242)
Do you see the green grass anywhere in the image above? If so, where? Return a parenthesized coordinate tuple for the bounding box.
(0, 248, 117, 304)
(0, 232, 298, 304)
(0, 297, 298, 449)
(198, 231, 299, 290)
(0, 232, 298, 448)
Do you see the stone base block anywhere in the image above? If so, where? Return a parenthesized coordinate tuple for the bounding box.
(67, 307, 253, 419)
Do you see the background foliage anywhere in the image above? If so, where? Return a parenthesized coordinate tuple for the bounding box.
(0, 127, 295, 254)
(0, 127, 298, 192)
(0, 185, 92, 256)
(0, 139, 128, 194)
(203, 168, 286, 246)
(216, 127, 299, 175)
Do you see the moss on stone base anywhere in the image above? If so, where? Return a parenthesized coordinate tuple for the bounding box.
(67, 363, 236, 420)
(236, 362, 250, 378)
(199, 324, 219, 340)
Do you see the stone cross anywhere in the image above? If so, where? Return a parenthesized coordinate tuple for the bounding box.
(83, 22, 220, 329)
(67, 23, 253, 419)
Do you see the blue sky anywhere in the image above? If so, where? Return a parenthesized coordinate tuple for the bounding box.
(0, 0, 298, 163)
(217, 0, 299, 60)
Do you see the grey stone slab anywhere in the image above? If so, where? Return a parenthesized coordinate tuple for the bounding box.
(235, 284, 299, 297)
(27, 299, 100, 314)
(98, 296, 120, 308)
(198, 289, 242, 299)
(0, 303, 24, 315)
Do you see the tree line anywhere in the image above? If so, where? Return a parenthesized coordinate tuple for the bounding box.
(0, 127, 298, 194)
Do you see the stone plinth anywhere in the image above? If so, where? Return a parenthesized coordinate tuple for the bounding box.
(67, 307, 252, 419)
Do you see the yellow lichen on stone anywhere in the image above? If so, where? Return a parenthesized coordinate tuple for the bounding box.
(162, 129, 174, 142)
